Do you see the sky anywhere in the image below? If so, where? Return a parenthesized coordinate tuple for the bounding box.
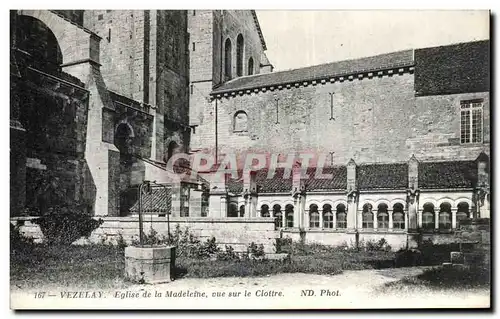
(255, 10, 490, 71)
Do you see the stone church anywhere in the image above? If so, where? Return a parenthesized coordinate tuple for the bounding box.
(10, 10, 490, 249)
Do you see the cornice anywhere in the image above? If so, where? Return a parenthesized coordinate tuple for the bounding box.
(212, 64, 415, 99)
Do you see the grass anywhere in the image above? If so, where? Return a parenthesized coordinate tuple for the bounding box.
(11, 244, 128, 290)
(382, 265, 491, 292)
(11, 241, 396, 288)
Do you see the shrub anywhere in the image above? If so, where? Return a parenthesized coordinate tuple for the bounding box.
(216, 245, 239, 261)
(116, 233, 128, 249)
(33, 205, 103, 245)
(275, 236, 293, 253)
(247, 242, 266, 259)
(394, 248, 424, 267)
(363, 238, 392, 252)
(10, 223, 34, 252)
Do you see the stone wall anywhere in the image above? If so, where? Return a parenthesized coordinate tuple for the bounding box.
(407, 92, 490, 161)
(84, 10, 146, 102)
(200, 73, 490, 165)
(11, 216, 279, 254)
(188, 10, 268, 148)
(281, 229, 411, 251)
(199, 72, 416, 165)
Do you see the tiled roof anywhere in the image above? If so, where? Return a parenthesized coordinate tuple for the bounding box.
(302, 166, 347, 191)
(419, 161, 477, 189)
(227, 168, 293, 194)
(415, 40, 489, 96)
(129, 188, 172, 213)
(222, 160, 479, 194)
(211, 49, 414, 94)
(257, 168, 293, 193)
(227, 166, 346, 194)
(357, 163, 408, 190)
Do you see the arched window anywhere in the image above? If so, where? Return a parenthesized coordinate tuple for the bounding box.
(456, 202, 470, 225)
(239, 205, 245, 217)
(233, 111, 248, 132)
(285, 204, 294, 228)
(236, 34, 244, 77)
(392, 203, 405, 229)
(273, 204, 282, 228)
(336, 204, 347, 229)
(228, 203, 238, 218)
(224, 38, 232, 80)
(362, 203, 374, 229)
(309, 204, 319, 228)
(260, 204, 270, 217)
(377, 203, 389, 229)
(422, 203, 435, 229)
(115, 122, 134, 154)
(248, 57, 254, 75)
(439, 203, 451, 229)
(323, 204, 333, 228)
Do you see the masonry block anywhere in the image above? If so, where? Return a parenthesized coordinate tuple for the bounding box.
(124, 245, 176, 284)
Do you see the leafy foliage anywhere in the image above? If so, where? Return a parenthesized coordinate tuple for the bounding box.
(33, 205, 103, 245)
(247, 242, 266, 259)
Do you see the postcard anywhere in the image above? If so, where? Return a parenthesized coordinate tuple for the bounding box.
(9, 9, 490, 310)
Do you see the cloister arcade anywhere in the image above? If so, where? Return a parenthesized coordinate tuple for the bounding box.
(252, 196, 473, 232)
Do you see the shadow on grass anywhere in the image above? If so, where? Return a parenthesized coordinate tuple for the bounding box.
(383, 265, 490, 291)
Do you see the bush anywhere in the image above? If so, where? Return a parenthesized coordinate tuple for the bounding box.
(363, 238, 392, 252)
(394, 248, 424, 267)
(247, 242, 266, 259)
(10, 223, 34, 252)
(33, 205, 103, 245)
(216, 245, 239, 261)
(131, 225, 221, 259)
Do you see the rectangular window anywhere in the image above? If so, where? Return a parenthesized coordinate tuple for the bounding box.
(460, 99, 483, 144)
(192, 42, 196, 51)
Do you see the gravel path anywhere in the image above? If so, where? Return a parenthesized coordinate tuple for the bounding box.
(11, 267, 490, 309)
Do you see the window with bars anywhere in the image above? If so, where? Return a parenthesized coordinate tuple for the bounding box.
(460, 99, 483, 144)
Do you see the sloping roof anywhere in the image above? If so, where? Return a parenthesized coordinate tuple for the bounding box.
(419, 161, 477, 189)
(211, 49, 414, 94)
(357, 163, 408, 190)
(227, 168, 293, 194)
(221, 159, 479, 194)
(129, 187, 172, 213)
(415, 40, 489, 96)
(302, 166, 347, 191)
(258, 168, 293, 193)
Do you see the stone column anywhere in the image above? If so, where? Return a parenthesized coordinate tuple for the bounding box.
(435, 211, 439, 229)
(347, 192, 358, 230)
(452, 209, 457, 229)
(220, 196, 227, 218)
(357, 210, 363, 229)
(332, 211, 337, 229)
(389, 210, 393, 230)
(319, 209, 323, 229)
(408, 200, 418, 230)
(373, 211, 378, 230)
(304, 208, 309, 228)
(404, 212, 408, 230)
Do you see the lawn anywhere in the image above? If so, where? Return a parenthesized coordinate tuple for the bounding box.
(381, 265, 491, 292)
(10, 240, 396, 289)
